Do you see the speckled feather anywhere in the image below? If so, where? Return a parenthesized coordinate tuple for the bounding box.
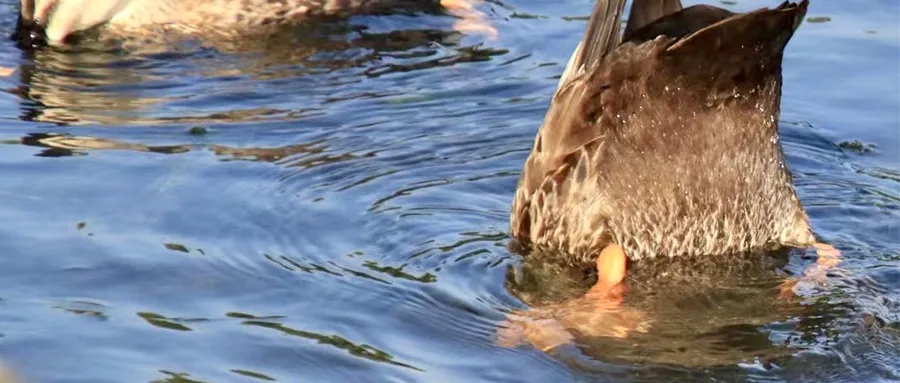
(510, 0, 815, 266)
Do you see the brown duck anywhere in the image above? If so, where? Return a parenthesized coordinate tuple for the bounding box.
(505, 0, 839, 346)
(13, 0, 493, 47)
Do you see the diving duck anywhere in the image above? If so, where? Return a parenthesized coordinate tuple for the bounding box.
(504, 0, 840, 347)
(12, 0, 493, 47)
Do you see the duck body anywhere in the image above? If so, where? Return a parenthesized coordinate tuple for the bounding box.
(510, 0, 815, 266)
(13, 0, 451, 46)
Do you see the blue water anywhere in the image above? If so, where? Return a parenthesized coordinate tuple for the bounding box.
(0, 0, 897, 382)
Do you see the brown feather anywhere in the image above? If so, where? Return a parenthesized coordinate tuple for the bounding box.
(622, 0, 683, 41)
(575, 0, 627, 71)
(510, 0, 815, 266)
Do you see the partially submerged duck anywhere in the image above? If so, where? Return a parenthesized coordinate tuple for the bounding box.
(12, 0, 494, 47)
(503, 0, 840, 350)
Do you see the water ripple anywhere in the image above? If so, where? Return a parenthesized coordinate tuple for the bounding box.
(0, 0, 897, 382)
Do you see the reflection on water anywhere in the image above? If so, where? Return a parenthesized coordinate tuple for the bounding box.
(0, 364, 19, 383)
(132, 308, 422, 370)
(505, 249, 822, 367)
(10, 24, 502, 125)
(137, 312, 207, 332)
(6, 133, 191, 156)
(50, 299, 109, 320)
(2, 133, 370, 173)
(0, 0, 897, 382)
(505, 253, 900, 382)
(239, 318, 421, 370)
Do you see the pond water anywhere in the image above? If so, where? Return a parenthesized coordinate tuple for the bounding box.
(0, 0, 897, 382)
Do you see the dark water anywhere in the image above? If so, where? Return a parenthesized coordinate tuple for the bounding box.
(0, 0, 897, 382)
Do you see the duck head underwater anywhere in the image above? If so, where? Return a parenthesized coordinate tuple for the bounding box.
(11, 0, 494, 47)
(501, 0, 841, 351)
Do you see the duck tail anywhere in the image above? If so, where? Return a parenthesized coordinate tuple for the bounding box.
(561, 0, 686, 84)
(623, 0, 683, 40)
(573, 0, 628, 71)
(663, 0, 809, 75)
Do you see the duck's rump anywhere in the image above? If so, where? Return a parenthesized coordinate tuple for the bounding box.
(510, 0, 814, 265)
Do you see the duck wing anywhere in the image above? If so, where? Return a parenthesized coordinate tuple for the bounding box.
(511, 0, 630, 241)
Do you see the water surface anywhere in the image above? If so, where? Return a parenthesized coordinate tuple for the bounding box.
(0, 0, 897, 382)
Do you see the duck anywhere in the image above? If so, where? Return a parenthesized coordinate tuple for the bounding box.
(503, 0, 840, 349)
(12, 0, 494, 47)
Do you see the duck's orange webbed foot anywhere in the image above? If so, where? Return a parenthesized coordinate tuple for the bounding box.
(496, 313, 574, 352)
(441, 0, 498, 39)
(586, 243, 627, 299)
(813, 242, 841, 267)
(779, 242, 842, 299)
(495, 243, 647, 352)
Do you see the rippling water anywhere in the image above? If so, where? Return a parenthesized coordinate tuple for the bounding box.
(0, 0, 897, 382)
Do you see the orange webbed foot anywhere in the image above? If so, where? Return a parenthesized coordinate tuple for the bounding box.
(778, 278, 800, 299)
(583, 243, 627, 309)
(814, 242, 841, 268)
(592, 244, 627, 290)
(495, 243, 648, 352)
(575, 243, 648, 337)
(496, 313, 574, 352)
(441, 0, 498, 39)
(779, 242, 842, 299)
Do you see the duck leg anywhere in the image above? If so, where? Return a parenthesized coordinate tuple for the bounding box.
(495, 243, 646, 352)
(586, 243, 627, 300)
(440, 0, 498, 39)
(813, 242, 841, 265)
(779, 242, 842, 298)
